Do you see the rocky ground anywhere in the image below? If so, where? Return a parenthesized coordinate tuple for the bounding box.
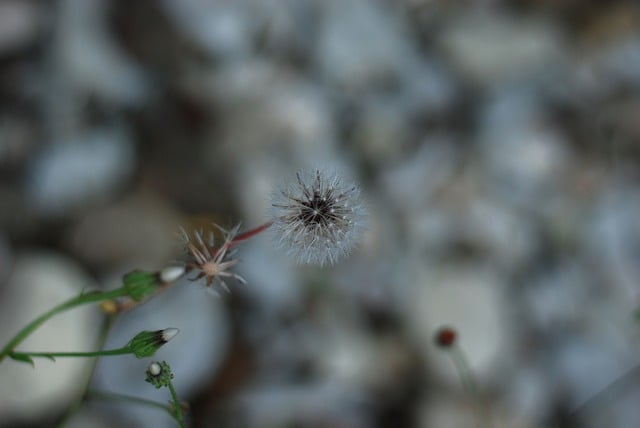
(1, 1, 640, 427)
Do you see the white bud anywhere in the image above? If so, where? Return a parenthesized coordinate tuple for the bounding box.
(148, 362, 162, 376)
(161, 328, 179, 343)
(160, 265, 186, 283)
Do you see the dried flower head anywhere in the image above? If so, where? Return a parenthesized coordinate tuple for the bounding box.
(271, 168, 366, 266)
(179, 223, 247, 292)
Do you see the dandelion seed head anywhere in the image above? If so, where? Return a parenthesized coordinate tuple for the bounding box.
(271, 168, 366, 266)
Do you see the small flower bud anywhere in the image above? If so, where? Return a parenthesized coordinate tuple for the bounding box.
(148, 361, 162, 376)
(434, 326, 457, 348)
(161, 328, 179, 342)
(160, 265, 186, 284)
(128, 328, 179, 358)
(145, 360, 174, 388)
(123, 271, 161, 302)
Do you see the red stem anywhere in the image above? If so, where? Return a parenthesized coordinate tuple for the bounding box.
(230, 221, 273, 248)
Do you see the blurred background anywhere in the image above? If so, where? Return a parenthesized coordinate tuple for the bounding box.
(1, 0, 640, 427)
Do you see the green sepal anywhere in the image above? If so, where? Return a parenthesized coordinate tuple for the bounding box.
(123, 271, 160, 302)
(145, 361, 173, 388)
(9, 353, 35, 367)
(127, 330, 173, 359)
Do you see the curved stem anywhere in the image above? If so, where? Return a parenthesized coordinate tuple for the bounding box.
(448, 346, 493, 428)
(57, 315, 116, 428)
(86, 389, 177, 419)
(11, 347, 131, 360)
(0, 288, 128, 362)
(449, 346, 477, 396)
(230, 221, 273, 248)
(168, 382, 186, 428)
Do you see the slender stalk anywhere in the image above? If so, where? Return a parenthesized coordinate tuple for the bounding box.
(447, 346, 493, 428)
(57, 315, 116, 428)
(117, 282, 172, 313)
(11, 347, 131, 360)
(0, 288, 128, 362)
(449, 346, 478, 396)
(86, 389, 178, 420)
(167, 382, 186, 428)
(230, 221, 273, 248)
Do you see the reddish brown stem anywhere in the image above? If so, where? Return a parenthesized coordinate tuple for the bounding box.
(230, 221, 273, 248)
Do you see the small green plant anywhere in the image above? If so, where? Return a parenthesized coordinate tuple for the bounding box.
(0, 168, 367, 427)
(145, 361, 187, 428)
(0, 270, 170, 364)
(434, 325, 493, 428)
(8, 328, 179, 365)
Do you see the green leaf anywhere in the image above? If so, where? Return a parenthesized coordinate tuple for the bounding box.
(9, 353, 35, 367)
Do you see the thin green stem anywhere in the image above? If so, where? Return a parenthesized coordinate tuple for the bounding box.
(11, 347, 131, 360)
(0, 288, 128, 362)
(168, 382, 186, 428)
(57, 315, 116, 428)
(449, 346, 478, 396)
(86, 389, 177, 419)
(448, 346, 493, 428)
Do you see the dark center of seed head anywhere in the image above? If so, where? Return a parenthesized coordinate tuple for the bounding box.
(301, 194, 334, 225)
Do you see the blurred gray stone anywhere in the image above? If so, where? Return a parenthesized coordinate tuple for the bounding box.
(65, 408, 113, 428)
(43, 0, 150, 137)
(597, 37, 640, 89)
(554, 336, 638, 413)
(585, 186, 640, 306)
(439, 11, 566, 86)
(381, 139, 459, 212)
(0, 1, 44, 56)
(503, 364, 555, 426)
(240, 228, 303, 313)
(549, 39, 640, 111)
(316, 0, 422, 92)
(353, 100, 412, 165)
(55, 0, 151, 107)
(478, 88, 571, 208)
(0, 115, 38, 167)
(317, 322, 415, 394)
(66, 193, 182, 271)
(0, 253, 100, 422)
(460, 196, 539, 272)
(236, 382, 370, 428)
(255, 0, 319, 61)
(524, 261, 593, 330)
(27, 128, 135, 218)
(192, 61, 339, 167)
(1, 1, 639, 426)
(162, 0, 256, 60)
(0, 233, 12, 286)
(405, 264, 510, 384)
(417, 396, 479, 428)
